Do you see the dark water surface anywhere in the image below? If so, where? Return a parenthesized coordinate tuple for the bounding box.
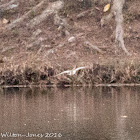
(0, 87, 140, 140)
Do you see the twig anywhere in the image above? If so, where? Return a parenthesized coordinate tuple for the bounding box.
(84, 41, 102, 53)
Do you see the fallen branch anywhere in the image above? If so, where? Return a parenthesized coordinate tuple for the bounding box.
(76, 10, 90, 19)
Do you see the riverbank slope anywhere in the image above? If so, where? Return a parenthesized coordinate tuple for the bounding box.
(0, 0, 140, 86)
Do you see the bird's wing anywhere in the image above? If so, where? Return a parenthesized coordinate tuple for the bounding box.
(75, 67, 87, 72)
(56, 70, 70, 76)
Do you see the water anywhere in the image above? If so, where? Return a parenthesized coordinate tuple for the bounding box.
(0, 87, 140, 140)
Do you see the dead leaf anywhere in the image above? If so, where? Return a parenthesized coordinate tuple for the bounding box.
(2, 18, 10, 24)
(103, 4, 111, 12)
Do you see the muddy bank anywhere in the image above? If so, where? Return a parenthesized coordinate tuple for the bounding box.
(0, 61, 140, 87)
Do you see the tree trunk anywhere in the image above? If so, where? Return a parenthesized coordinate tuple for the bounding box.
(112, 0, 131, 55)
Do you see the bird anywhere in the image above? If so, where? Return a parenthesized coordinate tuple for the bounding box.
(56, 66, 88, 76)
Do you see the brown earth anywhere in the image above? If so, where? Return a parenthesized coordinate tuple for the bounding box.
(0, 0, 140, 86)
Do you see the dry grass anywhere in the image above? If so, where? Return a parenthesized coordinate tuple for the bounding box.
(0, 56, 140, 86)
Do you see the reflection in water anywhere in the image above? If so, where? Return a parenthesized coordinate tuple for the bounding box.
(0, 87, 140, 140)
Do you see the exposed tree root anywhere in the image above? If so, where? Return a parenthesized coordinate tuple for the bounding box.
(4, 0, 65, 31)
(0, 0, 17, 10)
(5, 0, 46, 30)
(27, 1, 64, 28)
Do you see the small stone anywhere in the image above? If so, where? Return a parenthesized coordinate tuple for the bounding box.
(68, 36, 76, 43)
